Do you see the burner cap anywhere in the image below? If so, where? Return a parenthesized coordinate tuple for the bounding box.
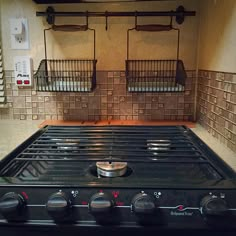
(96, 161, 128, 177)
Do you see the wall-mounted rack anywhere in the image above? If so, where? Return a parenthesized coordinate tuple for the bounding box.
(125, 15, 186, 93)
(34, 17, 97, 93)
(36, 6, 196, 30)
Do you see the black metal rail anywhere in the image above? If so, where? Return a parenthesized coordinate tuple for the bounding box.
(36, 6, 196, 26)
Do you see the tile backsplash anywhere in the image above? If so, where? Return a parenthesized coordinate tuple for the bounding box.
(0, 70, 196, 121)
(197, 70, 236, 152)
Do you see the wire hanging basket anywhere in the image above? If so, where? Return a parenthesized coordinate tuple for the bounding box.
(34, 21, 97, 92)
(126, 16, 186, 93)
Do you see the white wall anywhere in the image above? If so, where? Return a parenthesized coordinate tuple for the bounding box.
(198, 0, 236, 73)
(0, 0, 199, 71)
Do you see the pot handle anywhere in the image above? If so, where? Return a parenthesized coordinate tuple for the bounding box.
(52, 24, 88, 32)
(135, 24, 172, 32)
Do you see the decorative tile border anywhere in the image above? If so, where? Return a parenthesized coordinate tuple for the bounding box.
(0, 70, 196, 121)
(197, 70, 236, 153)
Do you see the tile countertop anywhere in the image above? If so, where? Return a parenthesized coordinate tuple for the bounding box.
(0, 120, 235, 172)
(0, 120, 43, 160)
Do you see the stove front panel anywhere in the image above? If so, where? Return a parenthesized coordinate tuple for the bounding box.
(0, 187, 236, 230)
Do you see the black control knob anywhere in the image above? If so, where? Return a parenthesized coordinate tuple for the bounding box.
(89, 192, 114, 214)
(131, 193, 155, 214)
(201, 195, 229, 217)
(0, 192, 26, 220)
(46, 192, 72, 220)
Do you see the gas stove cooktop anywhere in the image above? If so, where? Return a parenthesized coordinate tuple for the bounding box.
(0, 125, 236, 231)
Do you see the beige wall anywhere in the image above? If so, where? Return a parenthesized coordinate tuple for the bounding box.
(198, 0, 236, 73)
(0, 0, 198, 71)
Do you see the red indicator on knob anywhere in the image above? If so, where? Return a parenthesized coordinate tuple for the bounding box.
(21, 192, 29, 200)
(82, 201, 88, 205)
(112, 191, 120, 198)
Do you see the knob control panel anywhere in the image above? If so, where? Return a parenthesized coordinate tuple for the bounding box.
(0, 192, 26, 221)
(46, 192, 72, 220)
(200, 195, 229, 217)
(89, 192, 114, 214)
(0, 188, 236, 229)
(131, 193, 155, 214)
(131, 192, 157, 225)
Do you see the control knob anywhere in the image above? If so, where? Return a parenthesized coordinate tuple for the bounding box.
(0, 192, 26, 221)
(131, 192, 155, 215)
(201, 195, 229, 217)
(89, 192, 114, 214)
(46, 192, 72, 220)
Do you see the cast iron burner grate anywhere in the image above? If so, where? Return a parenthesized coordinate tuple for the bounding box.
(0, 126, 232, 185)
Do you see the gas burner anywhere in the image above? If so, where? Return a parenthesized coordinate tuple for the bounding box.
(96, 161, 128, 177)
(56, 144, 80, 151)
(51, 138, 86, 151)
(147, 139, 171, 155)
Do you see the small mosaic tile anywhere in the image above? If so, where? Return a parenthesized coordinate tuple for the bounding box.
(197, 70, 236, 153)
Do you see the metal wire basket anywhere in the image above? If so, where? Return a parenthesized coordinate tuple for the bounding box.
(35, 59, 96, 92)
(126, 19, 186, 93)
(34, 23, 97, 92)
(126, 59, 186, 92)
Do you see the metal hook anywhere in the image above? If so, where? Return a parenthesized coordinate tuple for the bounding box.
(86, 11, 89, 28)
(170, 15, 173, 28)
(46, 6, 55, 25)
(105, 11, 108, 31)
(135, 11, 138, 29)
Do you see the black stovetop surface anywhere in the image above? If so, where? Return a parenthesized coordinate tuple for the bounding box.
(0, 125, 235, 188)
